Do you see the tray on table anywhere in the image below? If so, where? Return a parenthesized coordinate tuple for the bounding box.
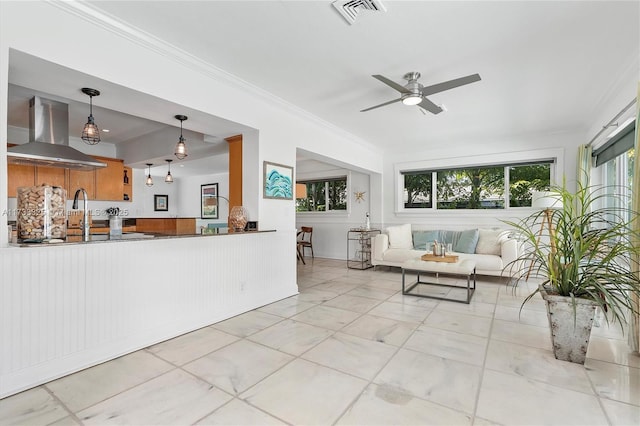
(420, 253, 459, 263)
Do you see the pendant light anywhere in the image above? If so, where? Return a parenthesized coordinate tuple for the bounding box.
(145, 163, 154, 187)
(174, 115, 188, 160)
(165, 159, 174, 183)
(81, 88, 101, 145)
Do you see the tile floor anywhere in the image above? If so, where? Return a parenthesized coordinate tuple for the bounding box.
(2, 258, 639, 425)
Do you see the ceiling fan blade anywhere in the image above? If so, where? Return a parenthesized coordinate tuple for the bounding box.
(417, 97, 443, 114)
(360, 98, 402, 112)
(421, 73, 481, 96)
(372, 75, 411, 94)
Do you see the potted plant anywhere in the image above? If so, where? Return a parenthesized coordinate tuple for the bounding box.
(504, 182, 640, 364)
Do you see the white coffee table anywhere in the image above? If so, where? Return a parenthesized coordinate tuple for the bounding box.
(401, 258, 476, 304)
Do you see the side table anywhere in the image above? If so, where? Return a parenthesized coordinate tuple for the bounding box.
(347, 228, 381, 270)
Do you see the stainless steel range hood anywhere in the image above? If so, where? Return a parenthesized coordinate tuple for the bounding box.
(7, 96, 107, 170)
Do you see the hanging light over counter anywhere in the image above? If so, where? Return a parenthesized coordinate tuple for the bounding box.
(165, 159, 173, 183)
(81, 88, 101, 145)
(174, 115, 188, 160)
(145, 163, 154, 187)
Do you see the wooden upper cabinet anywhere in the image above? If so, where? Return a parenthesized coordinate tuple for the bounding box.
(35, 166, 66, 189)
(7, 163, 35, 197)
(7, 145, 130, 201)
(94, 156, 124, 201)
(67, 169, 96, 200)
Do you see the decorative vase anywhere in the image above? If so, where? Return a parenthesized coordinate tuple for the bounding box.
(539, 284, 597, 364)
(229, 206, 248, 232)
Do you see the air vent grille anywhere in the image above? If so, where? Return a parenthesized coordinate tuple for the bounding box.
(332, 0, 386, 25)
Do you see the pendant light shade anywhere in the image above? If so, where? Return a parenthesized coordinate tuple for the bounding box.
(174, 115, 188, 160)
(145, 163, 154, 187)
(81, 88, 101, 145)
(165, 159, 173, 183)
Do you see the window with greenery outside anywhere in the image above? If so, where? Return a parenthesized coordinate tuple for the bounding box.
(402, 162, 551, 210)
(296, 178, 347, 212)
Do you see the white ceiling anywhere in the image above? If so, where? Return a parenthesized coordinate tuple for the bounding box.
(82, 0, 639, 153)
(6, 52, 252, 176)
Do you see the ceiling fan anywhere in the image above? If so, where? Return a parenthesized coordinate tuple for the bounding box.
(361, 71, 481, 114)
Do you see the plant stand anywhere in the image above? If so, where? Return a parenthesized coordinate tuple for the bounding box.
(539, 285, 597, 364)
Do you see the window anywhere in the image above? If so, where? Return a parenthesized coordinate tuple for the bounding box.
(296, 177, 347, 212)
(600, 147, 634, 222)
(595, 120, 635, 223)
(509, 163, 552, 207)
(437, 166, 504, 209)
(401, 161, 551, 210)
(403, 172, 432, 208)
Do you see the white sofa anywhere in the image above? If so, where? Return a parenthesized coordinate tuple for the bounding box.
(371, 224, 518, 277)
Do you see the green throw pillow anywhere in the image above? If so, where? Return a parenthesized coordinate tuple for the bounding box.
(453, 229, 479, 253)
(412, 230, 440, 250)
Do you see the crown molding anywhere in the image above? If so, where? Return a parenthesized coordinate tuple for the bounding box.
(45, 0, 381, 155)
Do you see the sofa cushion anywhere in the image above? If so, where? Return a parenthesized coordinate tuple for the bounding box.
(475, 229, 509, 256)
(387, 224, 413, 249)
(412, 230, 440, 250)
(439, 230, 460, 246)
(453, 229, 479, 254)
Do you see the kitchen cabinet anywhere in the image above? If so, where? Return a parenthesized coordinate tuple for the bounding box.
(10, 164, 78, 197)
(36, 166, 66, 189)
(136, 218, 196, 235)
(94, 156, 124, 201)
(7, 146, 132, 201)
(7, 163, 35, 197)
(67, 169, 96, 199)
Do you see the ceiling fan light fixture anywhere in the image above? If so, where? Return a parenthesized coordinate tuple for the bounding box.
(402, 94, 422, 106)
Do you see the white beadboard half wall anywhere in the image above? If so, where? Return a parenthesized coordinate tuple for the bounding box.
(0, 231, 297, 398)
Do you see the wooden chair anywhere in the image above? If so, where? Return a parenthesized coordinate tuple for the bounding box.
(297, 226, 314, 259)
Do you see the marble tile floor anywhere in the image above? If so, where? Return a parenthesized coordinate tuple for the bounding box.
(2, 257, 639, 425)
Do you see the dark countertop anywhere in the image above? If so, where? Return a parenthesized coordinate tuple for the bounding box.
(10, 229, 275, 247)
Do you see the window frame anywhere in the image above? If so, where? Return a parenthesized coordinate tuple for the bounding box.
(394, 148, 563, 215)
(296, 173, 350, 215)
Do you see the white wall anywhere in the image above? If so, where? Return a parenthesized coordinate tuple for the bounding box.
(379, 130, 582, 231)
(0, 0, 383, 247)
(296, 159, 372, 259)
(177, 172, 230, 230)
(129, 168, 180, 218)
(0, 1, 382, 397)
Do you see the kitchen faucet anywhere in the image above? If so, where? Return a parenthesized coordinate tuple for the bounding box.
(72, 188, 90, 242)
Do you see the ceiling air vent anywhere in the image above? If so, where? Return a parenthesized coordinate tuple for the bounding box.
(332, 0, 386, 25)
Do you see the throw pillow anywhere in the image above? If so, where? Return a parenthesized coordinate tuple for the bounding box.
(413, 230, 440, 250)
(387, 224, 413, 249)
(475, 229, 509, 255)
(453, 229, 479, 254)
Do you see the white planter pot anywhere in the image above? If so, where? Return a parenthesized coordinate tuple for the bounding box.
(539, 285, 597, 364)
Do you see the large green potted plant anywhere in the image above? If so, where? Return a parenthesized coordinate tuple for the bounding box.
(504, 182, 640, 364)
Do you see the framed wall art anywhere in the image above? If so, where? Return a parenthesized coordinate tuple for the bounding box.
(263, 161, 293, 200)
(201, 183, 219, 219)
(154, 194, 168, 211)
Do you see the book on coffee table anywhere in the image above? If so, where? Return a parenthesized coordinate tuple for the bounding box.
(421, 253, 459, 263)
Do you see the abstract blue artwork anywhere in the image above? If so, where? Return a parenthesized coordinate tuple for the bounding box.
(263, 161, 293, 199)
